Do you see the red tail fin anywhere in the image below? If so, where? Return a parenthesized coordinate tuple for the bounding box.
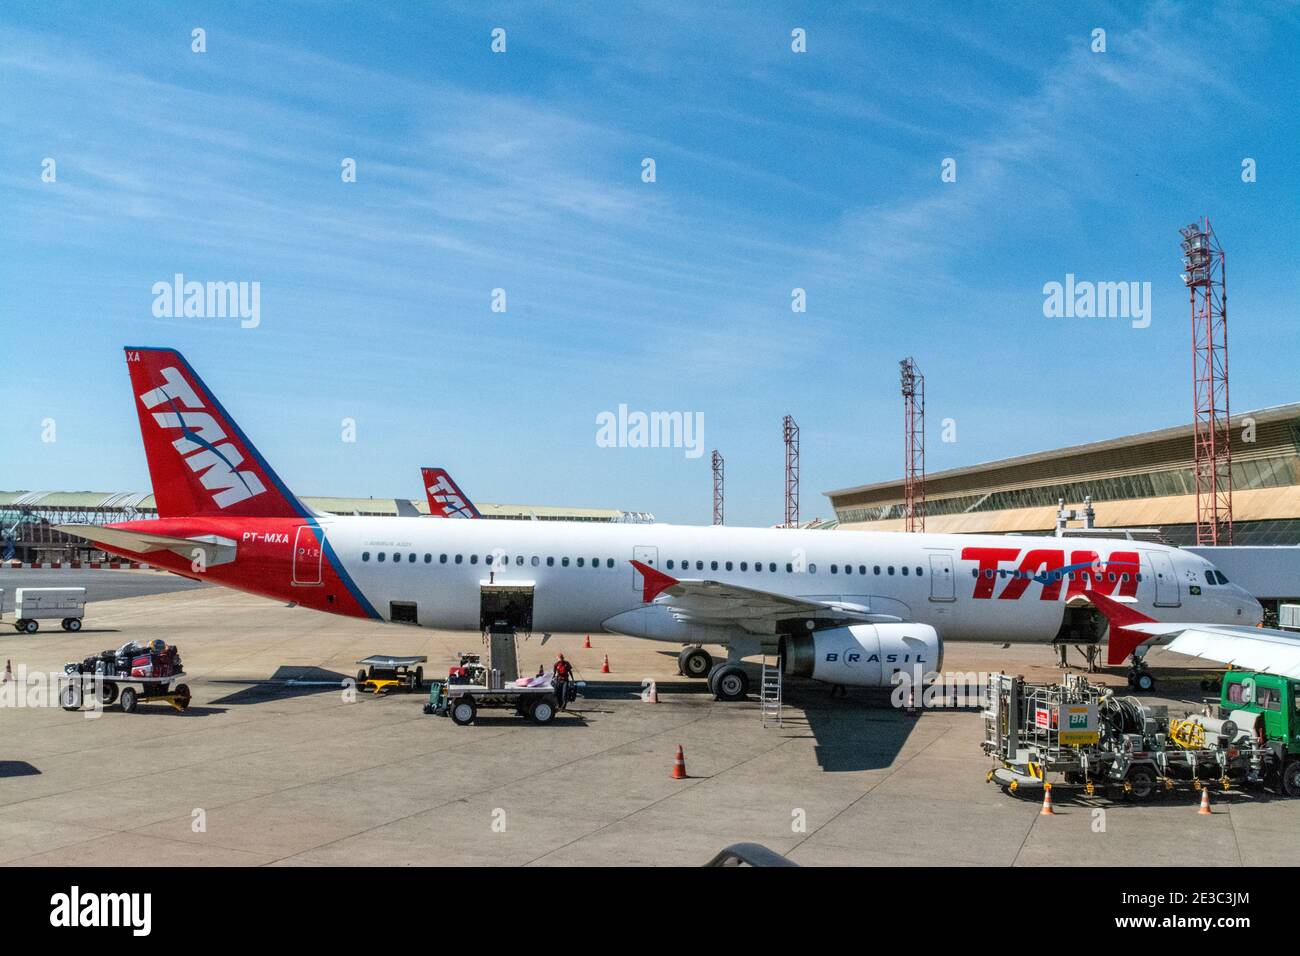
(1087, 591, 1157, 666)
(421, 467, 481, 519)
(124, 347, 305, 519)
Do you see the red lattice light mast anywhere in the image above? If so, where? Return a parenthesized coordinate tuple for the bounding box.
(900, 357, 925, 532)
(1180, 219, 1233, 545)
(783, 415, 799, 528)
(712, 449, 724, 526)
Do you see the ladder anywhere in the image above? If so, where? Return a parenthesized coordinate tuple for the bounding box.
(760, 657, 783, 727)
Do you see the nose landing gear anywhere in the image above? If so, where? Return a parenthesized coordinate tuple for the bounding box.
(1126, 657, 1156, 693)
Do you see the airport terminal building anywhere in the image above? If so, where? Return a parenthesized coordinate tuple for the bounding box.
(826, 403, 1300, 547)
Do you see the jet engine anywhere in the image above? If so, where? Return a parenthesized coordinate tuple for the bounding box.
(781, 623, 942, 687)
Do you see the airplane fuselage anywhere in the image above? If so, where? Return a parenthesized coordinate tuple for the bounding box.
(101, 517, 1262, 647)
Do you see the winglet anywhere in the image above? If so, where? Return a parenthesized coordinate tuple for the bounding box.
(630, 559, 678, 603)
(1087, 591, 1157, 666)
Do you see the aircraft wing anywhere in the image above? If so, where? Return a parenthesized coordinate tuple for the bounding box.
(56, 525, 237, 568)
(629, 559, 894, 634)
(1088, 591, 1300, 677)
(1124, 621, 1300, 679)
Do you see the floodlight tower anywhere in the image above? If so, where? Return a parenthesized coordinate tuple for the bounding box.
(900, 357, 926, 532)
(783, 416, 800, 528)
(712, 450, 724, 526)
(1180, 219, 1233, 545)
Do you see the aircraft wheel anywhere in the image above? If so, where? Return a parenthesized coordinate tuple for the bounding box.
(119, 687, 138, 714)
(1133, 672, 1155, 693)
(679, 647, 712, 679)
(451, 698, 477, 726)
(711, 665, 749, 702)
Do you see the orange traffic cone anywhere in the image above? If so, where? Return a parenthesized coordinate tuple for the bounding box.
(583, 634, 592, 649)
(600, 654, 610, 674)
(1198, 787, 1212, 815)
(1040, 783, 1056, 816)
(671, 745, 687, 779)
(646, 680, 659, 703)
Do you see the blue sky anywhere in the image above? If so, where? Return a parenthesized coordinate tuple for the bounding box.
(2, 1, 1297, 525)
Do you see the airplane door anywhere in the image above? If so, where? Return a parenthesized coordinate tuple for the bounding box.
(928, 553, 956, 602)
(1145, 551, 1180, 607)
(293, 525, 324, 586)
(632, 546, 659, 590)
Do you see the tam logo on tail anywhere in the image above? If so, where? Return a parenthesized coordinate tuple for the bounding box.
(421, 467, 481, 519)
(139, 366, 267, 508)
(125, 347, 303, 519)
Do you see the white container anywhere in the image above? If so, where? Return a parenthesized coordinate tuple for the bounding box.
(13, 588, 87, 632)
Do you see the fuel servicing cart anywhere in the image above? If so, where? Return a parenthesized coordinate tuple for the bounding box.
(983, 671, 1300, 801)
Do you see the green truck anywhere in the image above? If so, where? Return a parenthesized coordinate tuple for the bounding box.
(1218, 671, 1300, 796)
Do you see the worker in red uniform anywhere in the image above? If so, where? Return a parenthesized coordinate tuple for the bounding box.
(553, 653, 574, 710)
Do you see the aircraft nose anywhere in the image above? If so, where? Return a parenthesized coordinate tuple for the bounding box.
(1239, 590, 1264, 625)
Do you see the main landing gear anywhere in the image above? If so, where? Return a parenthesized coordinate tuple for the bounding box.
(676, 646, 750, 701)
(678, 646, 712, 679)
(707, 663, 749, 702)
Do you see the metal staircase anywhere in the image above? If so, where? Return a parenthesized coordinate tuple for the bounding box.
(760, 657, 783, 727)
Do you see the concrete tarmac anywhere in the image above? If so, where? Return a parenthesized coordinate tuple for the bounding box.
(1, 585, 1296, 866)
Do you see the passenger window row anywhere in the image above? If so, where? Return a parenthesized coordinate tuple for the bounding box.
(360, 552, 619, 568)
(969, 568, 1142, 583)
(661, 560, 923, 576)
(357, 550, 926, 579)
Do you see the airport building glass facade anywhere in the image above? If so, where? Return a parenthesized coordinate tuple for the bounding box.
(827, 405, 1300, 546)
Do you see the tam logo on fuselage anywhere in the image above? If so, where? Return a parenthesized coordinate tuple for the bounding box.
(962, 546, 1140, 601)
(139, 366, 267, 509)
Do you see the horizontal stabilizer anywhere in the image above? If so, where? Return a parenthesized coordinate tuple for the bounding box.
(57, 525, 237, 568)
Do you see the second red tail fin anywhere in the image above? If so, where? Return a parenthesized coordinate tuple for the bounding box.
(421, 467, 481, 519)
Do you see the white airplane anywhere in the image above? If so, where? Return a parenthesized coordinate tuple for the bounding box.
(65, 347, 1281, 702)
